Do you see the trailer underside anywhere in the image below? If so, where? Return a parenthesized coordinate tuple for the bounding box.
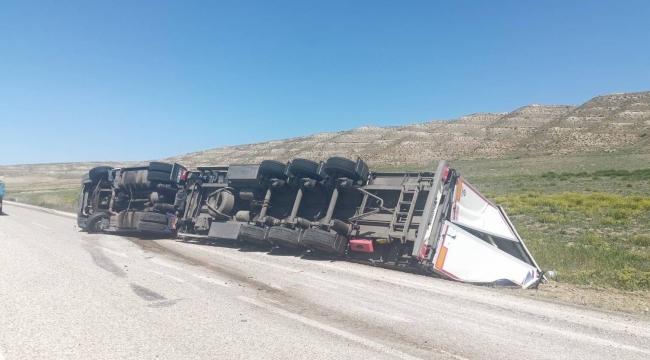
(76, 158, 542, 288)
(175, 158, 543, 288)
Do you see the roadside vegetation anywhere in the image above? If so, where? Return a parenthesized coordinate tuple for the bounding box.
(494, 192, 650, 290)
(6, 188, 79, 213)
(469, 164, 650, 292)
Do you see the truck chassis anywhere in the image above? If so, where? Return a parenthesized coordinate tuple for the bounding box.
(175, 157, 542, 288)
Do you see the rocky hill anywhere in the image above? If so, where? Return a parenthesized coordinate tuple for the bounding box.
(2, 90, 648, 211)
(167, 91, 650, 168)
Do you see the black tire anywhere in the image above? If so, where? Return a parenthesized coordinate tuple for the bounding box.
(148, 162, 174, 173)
(119, 169, 149, 188)
(207, 191, 235, 218)
(267, 226, 301, 248)
(139, 212, 169, 224)
(287, 159, 324, 180)
(88, 166, 113, 182)
(237, 224, 269, 246)
(77, 215, 88, 229)
(301, 228, 348, 254)
(147, 170, 172, 183)
(259, 160, 287, 180)
(86, 212, 109, 233)
(323, 157, 368, 182)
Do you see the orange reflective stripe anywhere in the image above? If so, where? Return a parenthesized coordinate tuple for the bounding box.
(455, 179, 463, 202)
(435, 245, 448, 270)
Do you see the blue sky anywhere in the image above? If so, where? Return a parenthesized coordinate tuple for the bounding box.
(1, 0, 649, 165)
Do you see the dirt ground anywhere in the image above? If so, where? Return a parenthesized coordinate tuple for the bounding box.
(508, 281, 650, 317)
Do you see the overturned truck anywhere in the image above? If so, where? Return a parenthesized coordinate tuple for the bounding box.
(77, 162, 187, 235)
(177, 157, 543, 288)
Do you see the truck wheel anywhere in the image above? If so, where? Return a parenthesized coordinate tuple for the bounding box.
(237, 224, 269, 246)
(88, 166, 113, 182)
(119, 170, 149, 188)
(86, 212, 109, 233)
(148, 162, 175, 173)
(301, 228, 348, 254)
(147, 170, 173, 183)
(287, 159, 324, 180)
(207, 191, 235, 218)
(259, 160, 287, 180)
(324, 157, 370, 182)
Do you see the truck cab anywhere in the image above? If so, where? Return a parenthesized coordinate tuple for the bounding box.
(77, 162, 187, 236)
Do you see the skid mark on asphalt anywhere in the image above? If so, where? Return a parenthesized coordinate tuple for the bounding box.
(82, 243, 126, 277)
(133, 239, 475, 358)
(147, 300, 179, 308)
(292, 258, 650, 338)
(130, 283, 167, 301)
(132, 239, 272, 291)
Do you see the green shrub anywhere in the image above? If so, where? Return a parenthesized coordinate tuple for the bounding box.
(499, 191, 650, 290)
(630, 234, 650, 247)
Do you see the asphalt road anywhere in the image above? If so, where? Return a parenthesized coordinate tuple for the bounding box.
(1, 202, 649, 360)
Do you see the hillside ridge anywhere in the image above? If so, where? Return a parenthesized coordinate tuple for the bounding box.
(166, 91, 650, 168)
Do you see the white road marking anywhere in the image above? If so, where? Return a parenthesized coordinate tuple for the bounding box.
(238, 296, 464, 360)
(31, 221, 52, 230)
